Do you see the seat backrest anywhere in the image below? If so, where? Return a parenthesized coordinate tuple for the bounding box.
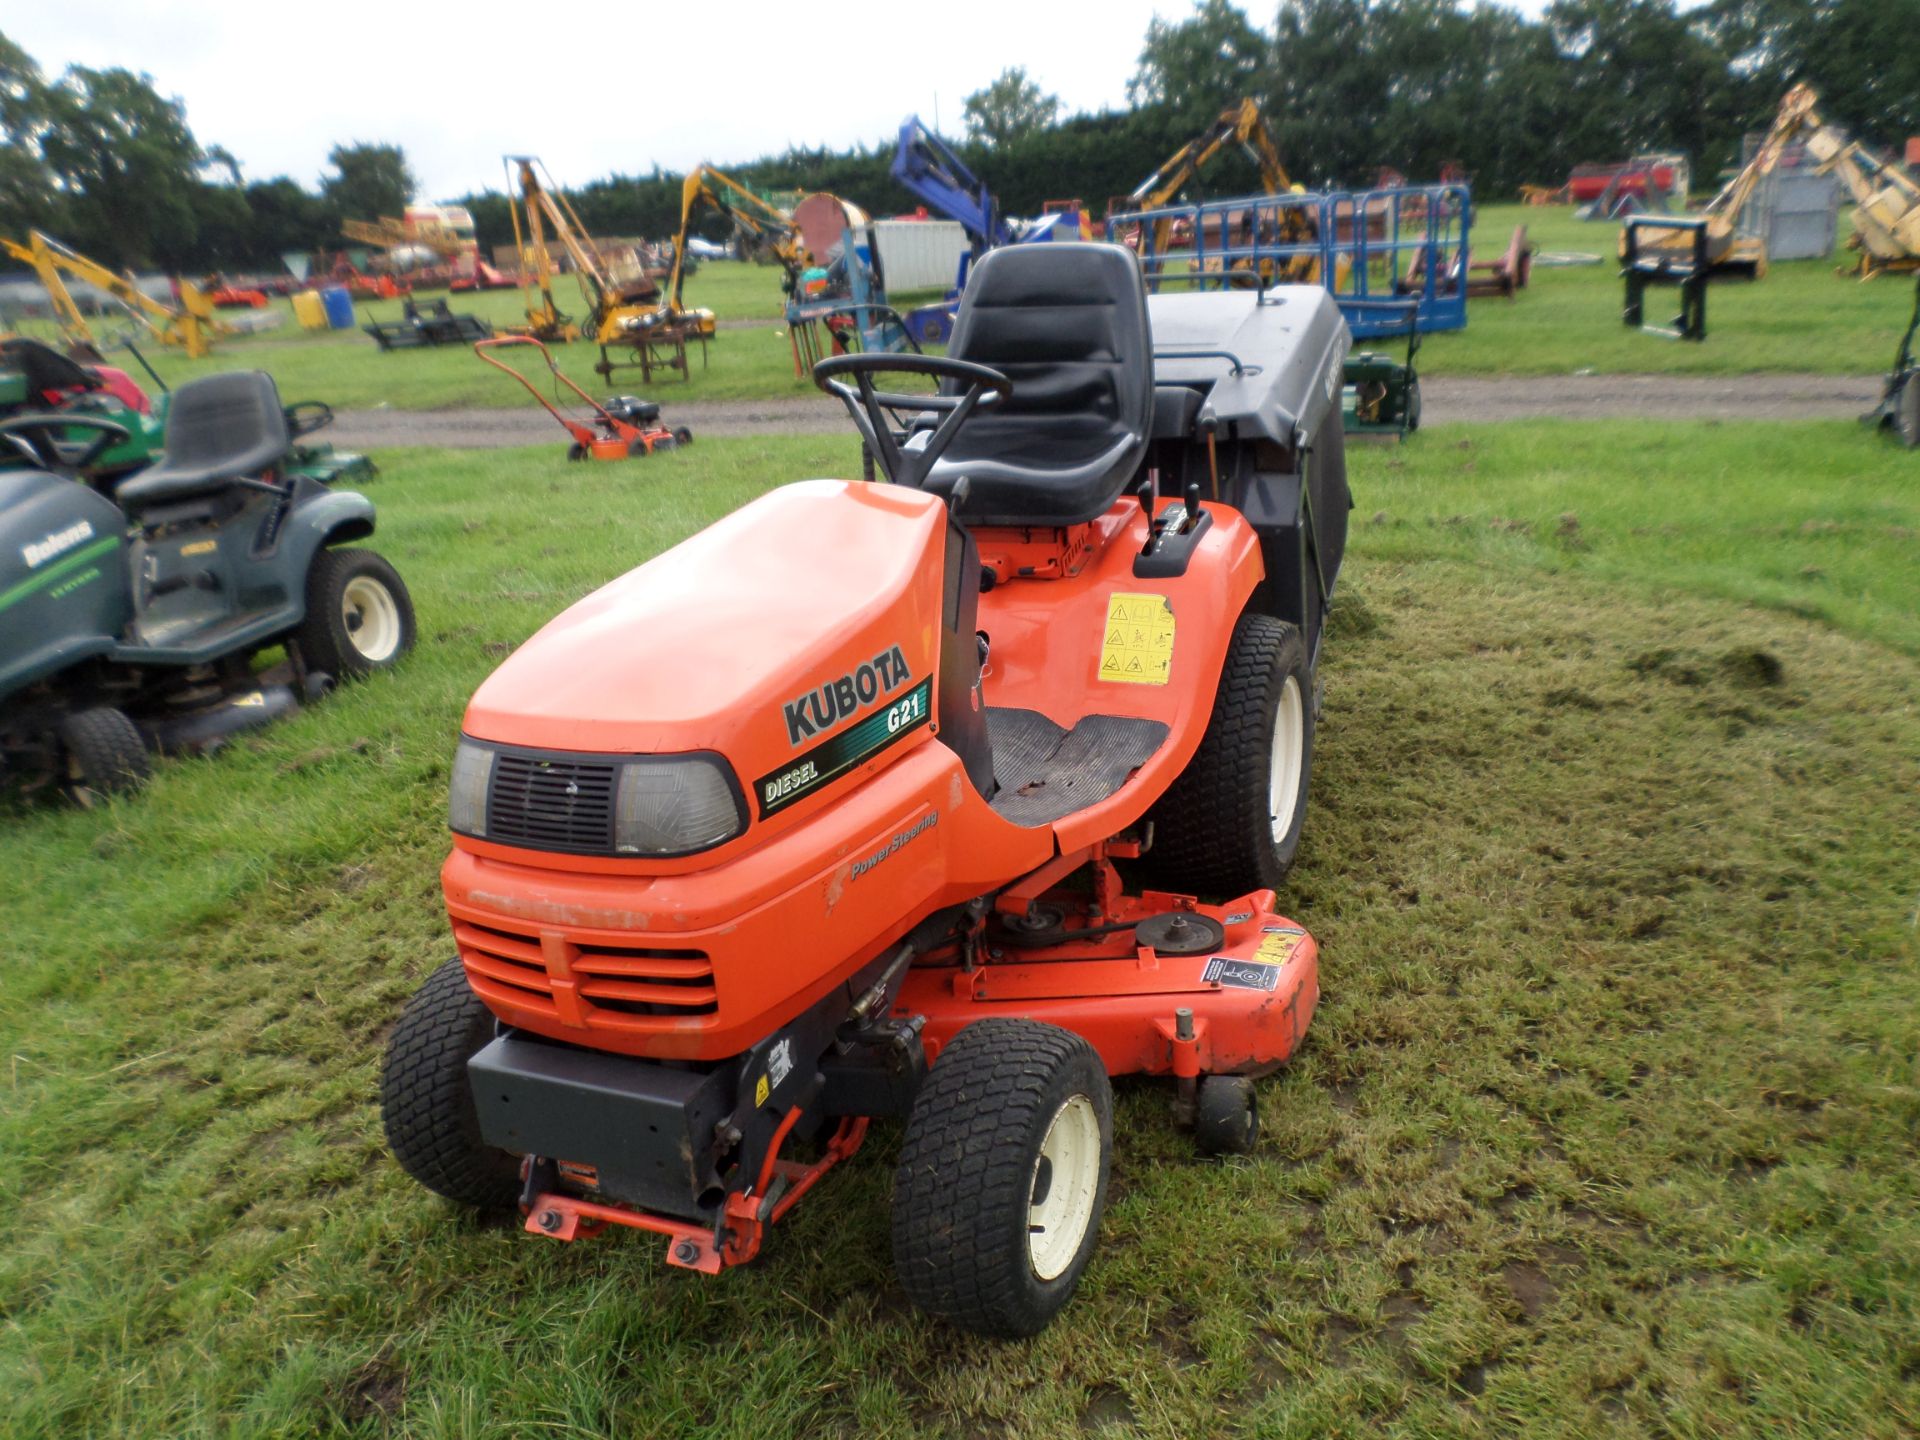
(947, 243, 1152, 441)
(161, 370, 289, 475)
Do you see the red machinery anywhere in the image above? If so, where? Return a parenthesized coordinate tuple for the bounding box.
(473, 335, 690, 460)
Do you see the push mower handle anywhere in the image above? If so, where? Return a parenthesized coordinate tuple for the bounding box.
(0, 412, 131, 474)
(812, 353, 1011, 492)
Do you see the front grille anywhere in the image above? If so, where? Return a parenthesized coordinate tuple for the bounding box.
(455, 918, 719, 1033)
(487, 753, 618, 853)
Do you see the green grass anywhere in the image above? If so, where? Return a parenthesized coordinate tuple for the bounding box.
(18, 204, 1911, 417)
(1418, 203, 1913, 377)
(0, 422, 1915, 1437)
(33, 261, 826, 412)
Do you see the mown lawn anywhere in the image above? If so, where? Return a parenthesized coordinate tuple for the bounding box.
(0, 425, 1915, 1438)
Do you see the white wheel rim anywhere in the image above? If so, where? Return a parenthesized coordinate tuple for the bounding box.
(341, 575, 402, 662)
(1028, 1093, 1102, 1282)
(1269, 674, 1306, 844)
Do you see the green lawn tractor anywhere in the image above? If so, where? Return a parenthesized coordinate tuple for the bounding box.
(0, 370, 414, 803)
(0, 336, 375, 494)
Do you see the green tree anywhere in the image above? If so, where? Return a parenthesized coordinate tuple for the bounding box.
(963, 68, 1061, 148)
(322, 142, 416, 224)
(0, 30, 55, 233)
(1129, 0, 1272, 111)
(36, 64, 205, 267)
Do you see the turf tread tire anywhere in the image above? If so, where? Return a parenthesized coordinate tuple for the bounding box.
(1140, 612, 1311, 897)
(892, 1019, 1112, 1338)
(380, 958, 518, 1211)
(296, 547, 414, 680)
(57, 706, 149, 800)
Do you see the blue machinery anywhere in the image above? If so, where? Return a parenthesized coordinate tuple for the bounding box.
(890, 117, 1086, 344)
(1107, 185, 1472, 341)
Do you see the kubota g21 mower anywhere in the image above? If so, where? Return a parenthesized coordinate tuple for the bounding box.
(383, 243, 1350, 1335)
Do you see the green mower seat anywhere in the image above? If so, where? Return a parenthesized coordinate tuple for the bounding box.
(117, 371, 289, 508)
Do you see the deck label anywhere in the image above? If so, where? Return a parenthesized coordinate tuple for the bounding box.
(1098, 592, 1175, 685)
(1202, 957, 1282, 992)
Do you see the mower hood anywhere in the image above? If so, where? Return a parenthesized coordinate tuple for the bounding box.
(462, 479, 952, 767)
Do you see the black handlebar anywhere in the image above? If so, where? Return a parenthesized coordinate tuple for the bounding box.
(811, 353, 1012, 492)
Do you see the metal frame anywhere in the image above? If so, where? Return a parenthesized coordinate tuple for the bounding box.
(1622, 215, 1710, 342)
(1110, 184, 1472, 340)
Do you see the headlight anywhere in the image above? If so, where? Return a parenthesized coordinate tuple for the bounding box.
(615, 756, 744, 855)
(448, 740, 494, 837)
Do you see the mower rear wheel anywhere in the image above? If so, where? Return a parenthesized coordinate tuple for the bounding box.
(296, 547, 415, 680)
(57, 706, 150, 804)
(381, 957, 519, 1211)
(1405, 375, 1423, 433)
(1140, 612, 1312, 897)
(566, 443, 587, 462)
(892, 1020, 1112, 1337)
(1897, 374, 1920, 448)
(1194, 1075, 1260, 1156)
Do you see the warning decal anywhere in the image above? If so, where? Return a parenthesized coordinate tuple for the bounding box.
(1098, 592, 1176, 686)
(1256, 925, 1307, 966)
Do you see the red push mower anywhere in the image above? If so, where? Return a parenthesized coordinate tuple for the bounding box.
(474, 336, 692, 461)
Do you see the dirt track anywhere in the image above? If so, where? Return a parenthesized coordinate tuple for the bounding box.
(328, 373, 1883, 450)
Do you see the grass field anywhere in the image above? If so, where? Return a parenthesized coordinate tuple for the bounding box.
(11, 202, 1910, 415)
(2, 423, 1914, 1438)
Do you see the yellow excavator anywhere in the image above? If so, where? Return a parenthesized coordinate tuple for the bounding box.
(2, 229, 227, 359)
(656, 165, 807, 336)
(1113, 98, 1321, 282)
(1116, 98, 1295, 251)
(1633, 84, 1920, 279)
(503, 156, 664, 345)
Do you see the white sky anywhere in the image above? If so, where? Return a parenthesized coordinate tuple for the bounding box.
(7, 0, 1555, 201)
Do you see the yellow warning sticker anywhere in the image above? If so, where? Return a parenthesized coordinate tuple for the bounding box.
(754, 1074, 770, 1107)
(1098, 592, 1176, 685)
(1256, 925, 1307, 965)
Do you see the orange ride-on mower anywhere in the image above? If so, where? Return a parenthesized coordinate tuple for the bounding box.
(383, 243, 1352, 1335)
(474, 336, 691, 461)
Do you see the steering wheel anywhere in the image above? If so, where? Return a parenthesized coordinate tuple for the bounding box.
(813, 353, 1011, 492)
(284, 400, 334, 438)
(0, 413, 131, 476)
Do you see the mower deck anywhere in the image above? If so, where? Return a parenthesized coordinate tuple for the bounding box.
(501, 841, 1315, 1271)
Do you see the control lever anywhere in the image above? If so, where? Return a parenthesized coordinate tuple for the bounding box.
(1183, 480, 1202, 534)
(1136, 477, 1158, 556)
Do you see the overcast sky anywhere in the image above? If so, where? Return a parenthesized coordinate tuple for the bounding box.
(7, 0, 1554, 200)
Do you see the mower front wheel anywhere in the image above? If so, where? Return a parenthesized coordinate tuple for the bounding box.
(381, 957, 519, 1212)
(57, 706, 150, 805)
(892, 1019, 1113, 1338)
(296, 547, 416, 680)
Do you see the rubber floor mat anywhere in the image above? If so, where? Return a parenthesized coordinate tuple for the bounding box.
(986, 708, 1170, 828)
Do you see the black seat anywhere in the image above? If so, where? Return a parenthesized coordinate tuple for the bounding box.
(117, 371, 289, 508)
(925, 244, 1153, 527)
(0, 336, 100, 399)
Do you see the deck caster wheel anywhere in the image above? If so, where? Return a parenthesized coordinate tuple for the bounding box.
(1194, 1075, 1259, 1156)
(892, 1019, 1112, 1337)
(380, 957, 519, 1211)
(1898, 374, 1920, 449)
(673, 427, 694, 446)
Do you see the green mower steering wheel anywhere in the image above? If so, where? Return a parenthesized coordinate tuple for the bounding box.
(813, 352, 1011, 492)
(0, 412, 132, 476)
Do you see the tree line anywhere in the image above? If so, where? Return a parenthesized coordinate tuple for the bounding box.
(4, 1, 1914, 275)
